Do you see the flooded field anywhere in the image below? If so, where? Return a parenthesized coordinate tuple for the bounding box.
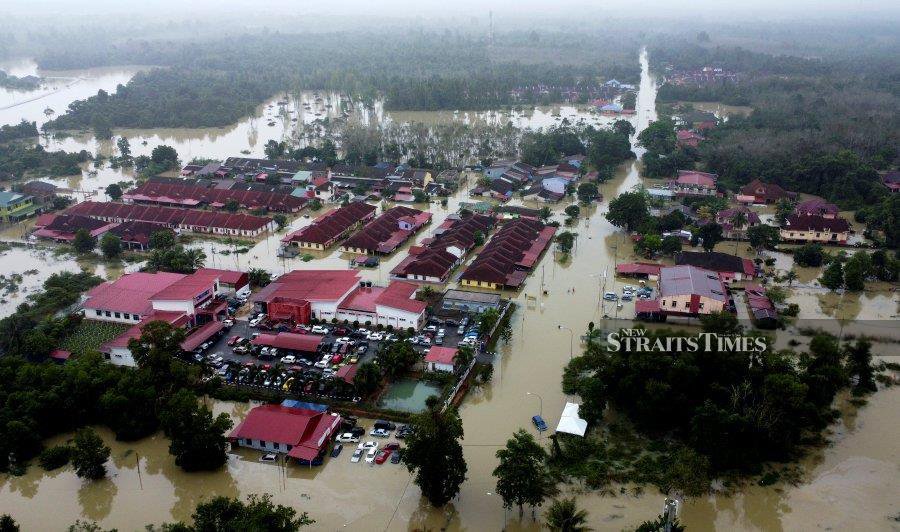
(1, 50, 899, 531)
(0, 58, 145, 128)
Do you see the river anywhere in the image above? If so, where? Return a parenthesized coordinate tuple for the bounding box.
(1, 49, 899, 531)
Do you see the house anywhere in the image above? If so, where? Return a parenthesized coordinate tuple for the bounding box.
(16, 181, 58, 203)
(882, 171, 900, 193)
(670, 170, 717, 197)
(0, 191, 38, 222)
(781, 214, 851, 244)
(563, 154, 586, 168)
(615, 262, 662, 280)
(715, 207, 761, 239)
(391, 214, 495, 283)
(676, 130, 704, 148)
(123, 180, 307, 213)
(281, 202, 377, 250)
(82, 272, 186, 324)
(674, 251, 756, 282)
(794, 198, 839, 219)
(523, 177, 567, 203)
(108, 221, 171, 250)
(459, 219, 556, 290)
(340, 206, 431, 255)
(251, 270, 361, 323)
(195, 268, 250, 297)
(494, 206, 542, 220)
(65, 201, 274, 237)
(488, 178, 515, 201)
(424, 346, 458, 372)
(336, 280, 427, 330)
(657, 265, 729, 317)
(229, 404, 342, 465)
(440, 289, 502, 313)
(737, 179, 797, 204)
(32, 214, 118, 242)
(745, 284, 778, 328)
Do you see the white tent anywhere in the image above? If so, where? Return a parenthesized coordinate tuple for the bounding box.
(555, 402, 587, 437)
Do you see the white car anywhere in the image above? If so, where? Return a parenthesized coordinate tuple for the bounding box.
(337, 433, 360, 443)
(437, 329, 445, 336)
(281, 355, 296, 364)
(424, 325, 437, 333)
(249, 317, 262, 327)
(357, 441, 378, 450)
(420, 337, 432, 346)
(623, 285, 637, 293)
(311, 325, 329, 334)
(367, 332, 384, 341)
(222, 319, 234, 327)
(314, 359, 328, 369)
(364, 448, 378, 463)
(350, 448, 363, 463)
(260, 347, 270, 356)
(323, 368, 335, 377)
(370, 428, 390, 438)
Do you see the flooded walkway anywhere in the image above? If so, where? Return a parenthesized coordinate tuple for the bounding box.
(1, 49, 899, 531)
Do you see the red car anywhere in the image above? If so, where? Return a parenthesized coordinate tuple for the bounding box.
(374, 449, 392, 464)
(384, 442, 400, 451)
(330, 354, 343, 365)
(227, 335, 241, 346)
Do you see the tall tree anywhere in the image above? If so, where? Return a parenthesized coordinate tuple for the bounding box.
(100, 233, 122, 259)
(104, 183, 123, 200)
(127, 320, 191, 396)
(605, 191, 648, 232)
(159, 389, 233, 472)
(820, 261, 844, 290)
(696, 222, 723, 252)
(494, 430, 557, 518)
(71, 428, 110, 480)
(72, 228, 96, 254)
(402, 397, 467, 507)
(187, 494, 313, 531)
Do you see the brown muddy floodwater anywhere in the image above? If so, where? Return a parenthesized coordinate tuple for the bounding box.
(1, 50, 899, 531)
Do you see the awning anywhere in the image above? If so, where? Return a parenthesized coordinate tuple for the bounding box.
(180, 320, 225, 352)
(555, 402, 587, 437)
(287, 445, 320, 462)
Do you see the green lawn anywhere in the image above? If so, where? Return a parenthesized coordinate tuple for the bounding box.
(60, 320, 131, 356)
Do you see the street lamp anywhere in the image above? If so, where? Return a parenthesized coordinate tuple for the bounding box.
(526, 391, 543, 420)
(557, 324, 574, 359)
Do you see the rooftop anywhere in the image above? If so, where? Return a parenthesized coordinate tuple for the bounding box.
(84, 272, 186, 316)
(675, 251, 755, 276)
(425, 346, 458, 365)
(252, 270, 361, 304)
(659, 265, 728, 302)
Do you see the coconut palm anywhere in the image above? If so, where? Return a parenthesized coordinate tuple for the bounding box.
(545, 498, 592, 532)
(785, 269, 798, 286)
(729, 210, 748, 254)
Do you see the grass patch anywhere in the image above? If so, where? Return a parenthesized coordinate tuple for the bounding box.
(60, 320, 131, 355)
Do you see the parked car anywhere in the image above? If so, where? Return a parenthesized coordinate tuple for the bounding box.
(374, 420, 397, 431)
(621, 293, 633, 301)
(349, 426, 366, 438)
(311, 325, 329, 334)
(227, 335, 241, 346)
(260, 453, 278, 462)
(281, 355, 296, 364)
(390, 449, 403, 464)
(367, 332, 384, 341)
(364, 448, 379, 463)
(384, 442, 401, 451)
(374, 449, 392, 464)
(370, 428, 390, 438)
(337, 433, 360, 443)
(603, 292, 618, 301)
(532, 415, 548, 432)
(358, 441, 378, 450)
(330, 444, 343, 458)
(350, 449, 363, 463)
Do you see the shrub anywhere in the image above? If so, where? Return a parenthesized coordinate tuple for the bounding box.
(39, 445, 72, 471)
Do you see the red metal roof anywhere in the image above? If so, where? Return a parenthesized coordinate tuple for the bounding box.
(635, 299, 661, 313)
(616, 262, 662, 276)
(281, 202, 376, 246)
(194, 268, 248, 288)
(230, 404, 341, 458)
(252, 270, 360, 304)
(675, 170, 717, 188)
(251, 332, 323, 353)
(65, 201, 272, 232)
(151, 270, 220, 301)
(425, 346, 458, 365)
(460, 218, 555, 288)
(335, 364, 359, 384)
(124, 181, 307, 212)
(180, 320, 225, 352)
(84, 272, 186, 316)
(375, 281, 427, 313)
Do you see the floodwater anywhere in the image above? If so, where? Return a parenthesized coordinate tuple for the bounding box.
(2, 49, 900, 531)
(0, 58, 145, 128)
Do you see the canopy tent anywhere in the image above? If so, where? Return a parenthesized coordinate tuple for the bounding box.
(556, 402, 588, 437)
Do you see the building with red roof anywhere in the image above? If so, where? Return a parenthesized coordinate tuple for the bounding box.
(251, 270, 361, 323)
(340, 206, 431, 255)
(123, 180, 306, 213)
(391, 214, 495, 283)
(83, 272, 187, 324)
(251, 332, 324, 354)
(459, 218, 556, 290)
(675, 251, 756, 282)
(676, 129, 704, 148)
(745, 283, 778, 327)
(882, 171, 900, 193)
(65, 201, 273, 237)
(616, 262, 662, 280)
(737, 179, 797, 204)
(670, 170, 718, 197)
(424, 346, 458, 372)
(281, 201, 377, 250)
(715, 206, 761, 239)
(32, 214, 118, 242)
(781, 213, 851, 244)
(229, 404, 342, 464)
(794, 198, 840, 219)
(195, 268, 250, 297)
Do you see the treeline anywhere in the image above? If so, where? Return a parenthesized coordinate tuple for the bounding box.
(562, 326, 879, 484)
(0, 71, 41, 91)
(0, 120, 38, 143)
(0, 143, 89, 179)
(39, 32, 639, 129)
(519, 121, 635, 175)
(651, 42, 898, 210)
(649, 41, 830, 76)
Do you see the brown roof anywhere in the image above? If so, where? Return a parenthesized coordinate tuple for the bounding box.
(281, 202, 376, 246)
(785, 214, 850, 233)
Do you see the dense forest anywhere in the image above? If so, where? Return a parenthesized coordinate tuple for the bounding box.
(0, 120, 39, 143)
(0, 70, 41, 91)
(40, 31, 640, 129)
(0, 143, 89, 179)
(650, 41, 899, 210)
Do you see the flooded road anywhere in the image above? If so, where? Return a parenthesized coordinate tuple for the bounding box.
(1, 49, 899, 531)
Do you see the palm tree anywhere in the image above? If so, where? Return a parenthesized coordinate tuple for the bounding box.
(453, 346, 475, 373)
(729, 210, 748, 254)
(785, 269, 797, 287)
(545, 498, 592, 532)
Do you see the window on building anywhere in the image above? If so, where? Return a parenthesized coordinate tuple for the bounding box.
(95, 309, 103, 316)
(699, 303, 704, 309)
(685, 302, 691, 308)
(114, 312, 121, 318)
(671, 301, 676, 308)
(105, 311, 111, 317)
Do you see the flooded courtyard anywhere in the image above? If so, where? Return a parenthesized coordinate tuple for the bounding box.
(0, 50, 899, 531)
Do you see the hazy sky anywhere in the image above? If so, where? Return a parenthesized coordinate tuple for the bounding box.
(3, 0, 899, 20)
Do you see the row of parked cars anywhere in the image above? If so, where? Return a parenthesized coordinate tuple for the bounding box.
(603, 284, 654, 302)
(339, 420, 413, 465)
